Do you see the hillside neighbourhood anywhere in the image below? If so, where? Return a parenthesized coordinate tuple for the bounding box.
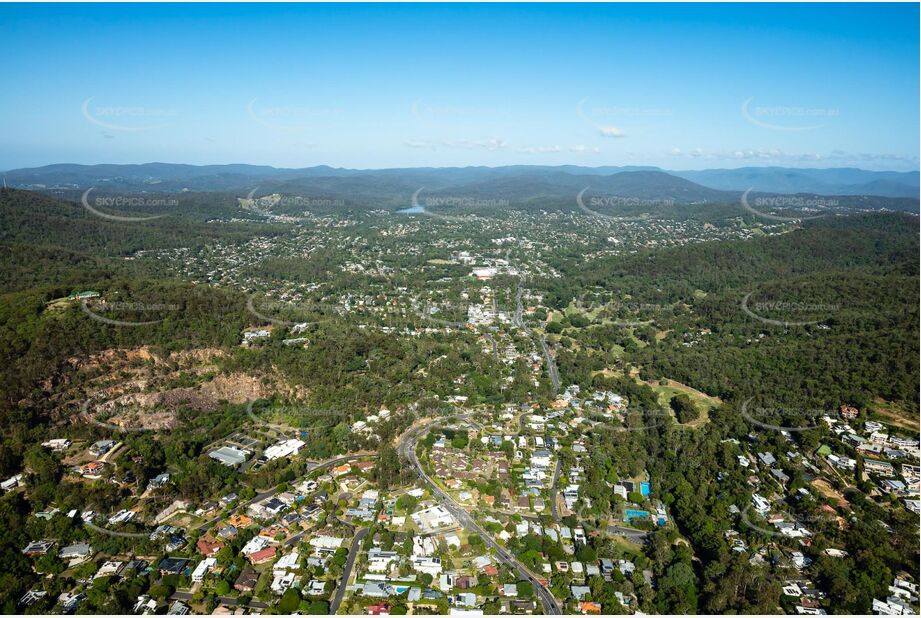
(9, 376, 920, 615)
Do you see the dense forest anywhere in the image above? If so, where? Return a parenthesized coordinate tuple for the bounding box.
(541, 213, 919, 410)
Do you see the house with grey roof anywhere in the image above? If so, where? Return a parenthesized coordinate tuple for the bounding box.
(208, 446, 250, 467)
(362, 582, 395, 598)
(59, 543, 92, 560)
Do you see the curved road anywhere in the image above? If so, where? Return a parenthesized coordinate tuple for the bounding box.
(400, 421, 562, 615)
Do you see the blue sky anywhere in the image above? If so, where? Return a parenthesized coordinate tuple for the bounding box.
(1, 3, 918, 170)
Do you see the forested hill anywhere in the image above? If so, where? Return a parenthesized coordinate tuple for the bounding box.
(579, 212, 918, 298)
(544, 211, 919, 410)
(0, 188, 281, 267)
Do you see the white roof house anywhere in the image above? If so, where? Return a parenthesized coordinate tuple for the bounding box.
(191, 558, 216, 582)
(411, 505, 457, 532)
(309, 535, 344, 551)
(273, 551, 300, 574)
(271, 572, 297, 595)
(264, 439, 305, 461)
(208, 446, 250, 467)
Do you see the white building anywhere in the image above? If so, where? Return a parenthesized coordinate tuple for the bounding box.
(411, 556, 443, 577)
(241, 535, 272, 556)
(264, 439, 305, 461)
(309, 535, 344, 552)
(42, 439, 71, 451)
(1, 474, 23, 493)
(191, 558, 216, 583)
(271, 572, 297, 595)
(273, 551, 300, 575)
(411, 505, 457, 533)
(367, 549, 399, 573)
(530, 449, 552, 468)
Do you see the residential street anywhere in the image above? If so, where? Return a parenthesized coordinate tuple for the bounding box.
(328, 527, 369, 614)
(399, 420, 562, 615)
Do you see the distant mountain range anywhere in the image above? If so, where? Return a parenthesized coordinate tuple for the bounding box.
(670, 167, 919, 198)
(2, 163, 917, 209)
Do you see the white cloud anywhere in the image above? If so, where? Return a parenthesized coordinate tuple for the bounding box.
(570, 145, 600, 154)
(517, 145, 561, 154)
(403, 138, 508, 151)
(449, 138, 508, 150)
(598, 126, 625, 138)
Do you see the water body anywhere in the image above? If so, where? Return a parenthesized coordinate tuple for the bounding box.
(396, 205, 425, 214)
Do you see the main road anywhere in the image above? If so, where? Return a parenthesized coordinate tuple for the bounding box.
(399, 421, 562, 615)
(539, 336, 561, 395)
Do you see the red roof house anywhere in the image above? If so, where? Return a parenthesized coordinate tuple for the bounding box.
(197, 536, 225, 557)
(249, 546, 277, 565)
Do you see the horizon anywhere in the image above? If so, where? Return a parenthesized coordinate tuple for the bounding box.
(4, 161, 919, 174)
(1, 3, 918, 172)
